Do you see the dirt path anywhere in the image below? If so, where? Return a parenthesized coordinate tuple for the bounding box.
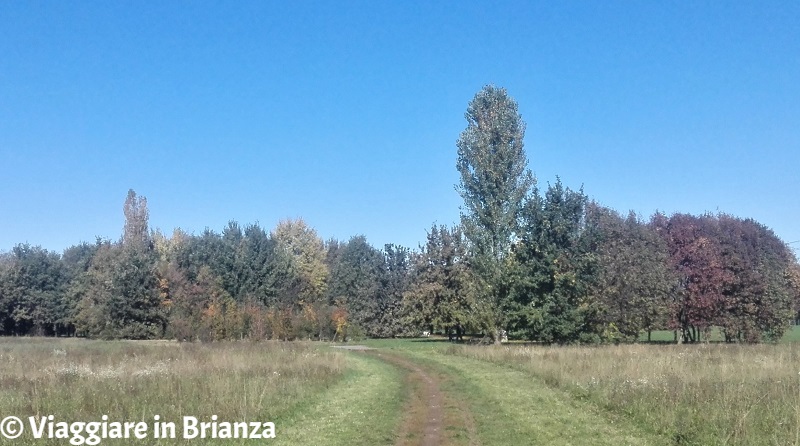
(329, 342, 667, 445)
(367, 350, 479, 446)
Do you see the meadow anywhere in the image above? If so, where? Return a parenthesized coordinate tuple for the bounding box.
(3, 336, 800, 445)
(444, 342, 800, 445)
(0, 339, 351, 445)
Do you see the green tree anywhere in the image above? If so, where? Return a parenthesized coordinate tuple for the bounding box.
(584, 204, 675, 342)
(75, 191, 165, 339)
(272, 218, 329, 304)
(75, 241, 165, 339)
(380, 244, 412, 337)
(0, 252, 12, 334)
(1, 244, 66, 335)
(456, 85, 534, 342)
(122, 189, 151, 249)
(328, 236, 385, 337)
(60, 241, 103, 336)
(403, 225, 477, 339)
(510, 179, 595, 343)
(218, 221, 246, 299)
(239, 223, 293, 306)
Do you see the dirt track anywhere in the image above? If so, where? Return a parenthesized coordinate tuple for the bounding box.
(366, 350, 479, 446)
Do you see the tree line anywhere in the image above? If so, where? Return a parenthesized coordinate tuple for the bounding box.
(450, 86, 799, 344)
(1, 86, 798, 343)
(0, 190, 414, 341)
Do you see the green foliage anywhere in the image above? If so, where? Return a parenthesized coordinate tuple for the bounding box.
(60, 241, 103, 335)
(75, 242, 165, 339)
(273, 218, 330, 303)
(403, 224, 478, 337)
(122, 189, 150, 249)
(239, 223, 294, 306)
(328, 236, 386, 337)
(380, 244, 412, 336)
(74, 191, 165, 339)
(584, 204, 676, 341)
(0, 244, 67, 335)
(0, 252, 12, 333)
(456, 85, 534, 340)
(509, 179, 595, 343)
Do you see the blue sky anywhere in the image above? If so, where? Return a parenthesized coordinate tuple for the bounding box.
(1, 1, 798, 254)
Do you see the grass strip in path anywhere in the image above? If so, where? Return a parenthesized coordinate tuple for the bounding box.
(375, 350, 443, 446)
(370, 349, 480, 446)
(273, 351, 404, 446)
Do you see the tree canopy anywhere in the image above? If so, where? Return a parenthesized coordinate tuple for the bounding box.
(0, 86, 797, 344)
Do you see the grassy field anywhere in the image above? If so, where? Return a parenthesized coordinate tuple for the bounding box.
(782, 326, 800, 343)
(444, 342, 800, 445)
(640, 324, 800, 343)
(2, 336, 799, 445)
(0, 338, 370, 445)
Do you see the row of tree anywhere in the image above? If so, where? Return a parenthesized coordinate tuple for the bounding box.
(448, 85, 799, 344)
(0, 191, 416, 340)
(1, 86, 798, 343)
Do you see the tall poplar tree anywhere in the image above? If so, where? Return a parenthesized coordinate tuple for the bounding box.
(456, 85, 533, 342)
(122, 189, 151, 248)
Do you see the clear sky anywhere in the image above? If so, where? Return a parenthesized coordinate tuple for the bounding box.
(1, 1, 798, 254)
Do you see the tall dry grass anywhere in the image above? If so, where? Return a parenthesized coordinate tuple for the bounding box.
(0, 338, 344, 445)
(448, 343, 800, 445)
